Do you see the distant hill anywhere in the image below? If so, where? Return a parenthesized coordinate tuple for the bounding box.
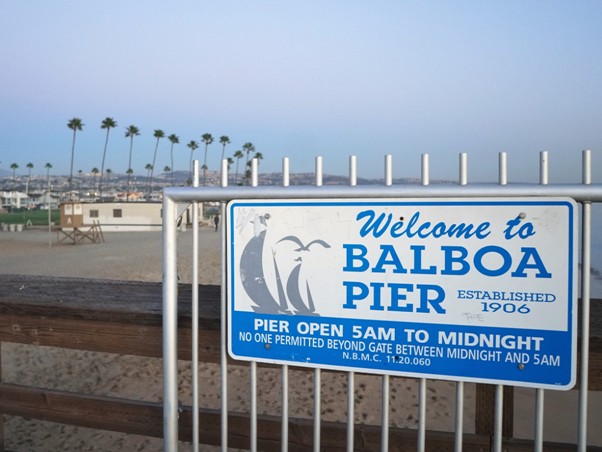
(0, 168, 453, 191)
(133, 170, 454, 186)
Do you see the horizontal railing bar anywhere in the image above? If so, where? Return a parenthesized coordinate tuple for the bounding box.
(164, 183, 602, 203)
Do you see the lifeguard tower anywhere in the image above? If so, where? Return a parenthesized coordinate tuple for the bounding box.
(57, 202, 104, 244)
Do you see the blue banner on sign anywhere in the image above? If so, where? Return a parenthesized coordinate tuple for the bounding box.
(230, 312, 573, 387)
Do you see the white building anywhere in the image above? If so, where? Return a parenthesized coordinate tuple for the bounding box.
(59, 201, 197, 232)
(0, 191, 30, 211)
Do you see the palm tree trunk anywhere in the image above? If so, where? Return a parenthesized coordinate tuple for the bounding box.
(127, 139, 134, 202)
(170, 145, 174, 186)
(99, 130, 110, 199)
(149, 140, 159, 199)
(69, 130, 77, 198)
(202, 146, 209, 186)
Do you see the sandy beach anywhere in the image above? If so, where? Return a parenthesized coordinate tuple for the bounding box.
(1, 227, 600, 450)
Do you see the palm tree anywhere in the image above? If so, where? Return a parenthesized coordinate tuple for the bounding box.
(10, 163, 18, 183)
(148, 129, 165, 199)
(44, 162, 52, 189)
(167, 134, 179, 186)
(201, 133, 214, 185)
(125, 168, 134, 200)
(67, 117, 84, 196)
(145, 163, 153, 195)
(105, 168, 112, 190)
(99, 117, 117, 199)
(186, 140, 199, 184)
(163, 166, 171, 186)
(233, 150, 244, 184)
(44, 162, 53, 215)
(242, 142, 255, 184)
(91, 167, 100, 195)
(125, 125, 140, 201)
(242, 142, 255, 165)
(26, 162, 34, 194)
(218, 135, 230, 180)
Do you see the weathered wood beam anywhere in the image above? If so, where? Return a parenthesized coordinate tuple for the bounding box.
(1, 311, 600, 391)
(0, 313, 221, 362)
(2, 383, 595, 452)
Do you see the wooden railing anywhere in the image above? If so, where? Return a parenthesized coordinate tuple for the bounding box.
(1, 274, 600, 451)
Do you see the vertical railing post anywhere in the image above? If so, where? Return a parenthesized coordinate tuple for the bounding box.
(192, 160, 200, 451)
(492, 153, 506, 452)
(493, 385, 504, 452)
(417, 153, 432, 452)
(498, 152, 507, 186)
(347, 155, 356, 452)
(281, 157, 290, 452)
(502, 151, 515, 440)
(381, 154, 392, 452)
(421, 154, 429, 186)
(249, 158, 259, 452)
(459, 152, 468, 186)
(220, 158, 229, 451)
(442, 151, 465, 452)
(578, 149, 592, 452)
(162, 188, 179, 451)
(454, 381, 464, 452)
(534, 150, 548, 452)
(314, 155, 323, 452)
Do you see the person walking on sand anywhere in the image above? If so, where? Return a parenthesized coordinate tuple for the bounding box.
(214, 214, 220, 231)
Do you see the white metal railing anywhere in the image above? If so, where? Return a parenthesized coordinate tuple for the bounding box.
(162, 150, 600, 451)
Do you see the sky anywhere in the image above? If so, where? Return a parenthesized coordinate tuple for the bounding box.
(1, 1, 602, 183)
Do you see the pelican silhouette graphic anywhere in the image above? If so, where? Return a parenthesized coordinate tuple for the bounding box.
(277, 236, 331, 315)
(239, 215, 286, 314)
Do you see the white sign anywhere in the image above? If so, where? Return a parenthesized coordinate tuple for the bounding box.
(227, 198, 578, 389)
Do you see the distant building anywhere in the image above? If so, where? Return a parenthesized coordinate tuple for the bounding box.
(60, 201, 162, 232)
(0, 191, 30, 211)
(59, 201, 196, 232)
(29, 192, 60, 210)
(114, 191, 144, 202)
